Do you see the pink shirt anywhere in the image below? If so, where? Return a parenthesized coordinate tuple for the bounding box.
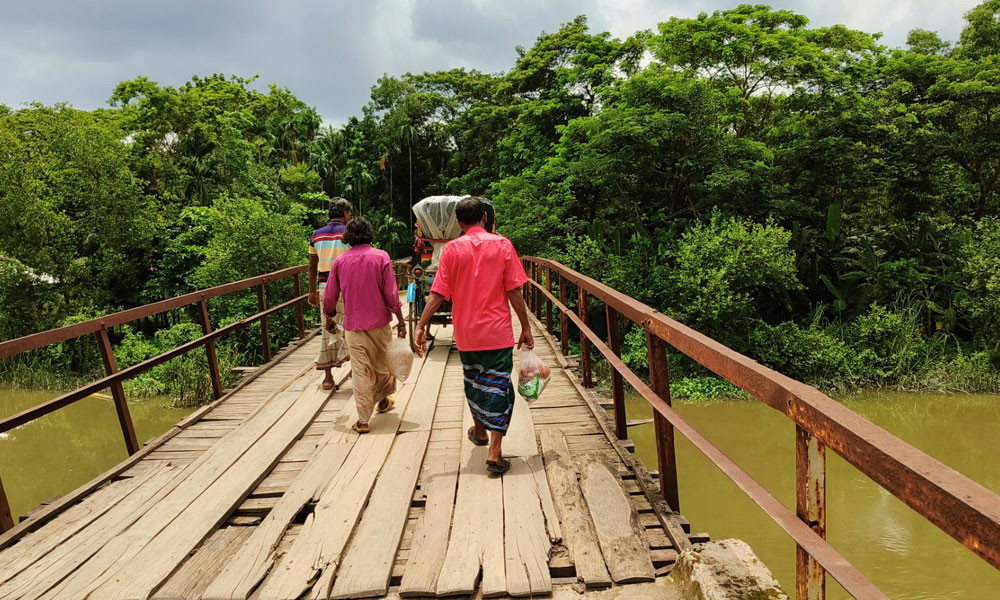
(323, 245, 402, 331)
(430, 227, 529, 351)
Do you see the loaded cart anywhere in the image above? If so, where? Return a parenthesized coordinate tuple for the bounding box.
(406, 195, 496, 350)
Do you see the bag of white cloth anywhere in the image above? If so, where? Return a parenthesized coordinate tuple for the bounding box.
(517, 349, 551, 401)
(387, 337, 414, 381)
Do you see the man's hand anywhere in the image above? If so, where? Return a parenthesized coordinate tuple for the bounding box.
(325, 317, 338, 334)
(308, 291, 320, 308)
(415, 325, 428, 357)
(396, 321, 407, 339)
(517, 329, 534, 350)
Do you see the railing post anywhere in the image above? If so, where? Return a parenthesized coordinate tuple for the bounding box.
(197, 299, 223, 400)
(533, 263, 542, 320)
(558, 275, 569, 356)
(796, 426, 827, 600)
(578, 286, 592, 387)
(257, 283, 272, 362)
(94, 327, 141, 455)
(293, 273, 306, 339)
(646, 331, 680, 511)
(0, 474, 14, 532)
(545, 266, 553, 334)
(523, 260, 532, 310)
(606, 306, 627, 439)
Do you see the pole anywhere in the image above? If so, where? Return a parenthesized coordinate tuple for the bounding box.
(257, 283, 272, 362)
(796, 426, 827, 600)
(198, 299, 223, 400)
(606, 306, 626, 439)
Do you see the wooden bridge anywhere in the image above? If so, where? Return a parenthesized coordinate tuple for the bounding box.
(2, 259, 1000, 599)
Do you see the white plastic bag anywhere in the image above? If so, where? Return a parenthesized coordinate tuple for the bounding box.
(387, 336, 414, 381)
(517, 349, 551, 401)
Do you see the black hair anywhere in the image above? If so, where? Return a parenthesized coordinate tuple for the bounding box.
(328, 197, 353, 220)
(342, 217, 375, 246)
(455, 196, 486, 226)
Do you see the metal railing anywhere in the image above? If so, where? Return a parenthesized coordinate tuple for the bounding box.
(522, 256, 1000, 600)
(0, 265, 310, 531)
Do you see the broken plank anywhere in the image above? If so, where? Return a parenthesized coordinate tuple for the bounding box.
(502, 456, 552, 597)
(538, 430, 611, 589)
(579, 460, 655, 584)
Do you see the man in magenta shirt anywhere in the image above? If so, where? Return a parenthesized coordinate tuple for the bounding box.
(324, 218, 407, 434)
(415, 197, 533, 474)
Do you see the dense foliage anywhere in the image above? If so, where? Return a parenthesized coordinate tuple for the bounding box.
(4, 3, 1000, 401)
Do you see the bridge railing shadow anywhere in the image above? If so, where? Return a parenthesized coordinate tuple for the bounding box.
(0, 265, 311, 533)
(523, 256, 1000, 600)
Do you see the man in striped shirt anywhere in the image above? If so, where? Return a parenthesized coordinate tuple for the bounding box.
(308, 197, 352, 389)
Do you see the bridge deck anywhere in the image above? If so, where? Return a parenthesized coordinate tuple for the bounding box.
(0, 315, 688, 599)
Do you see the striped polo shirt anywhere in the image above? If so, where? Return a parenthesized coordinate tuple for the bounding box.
(309, 219, 350, 283)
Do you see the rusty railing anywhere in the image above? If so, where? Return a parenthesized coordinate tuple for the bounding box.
(0, 265, 310, 532)
(522, 256, 1000, 600)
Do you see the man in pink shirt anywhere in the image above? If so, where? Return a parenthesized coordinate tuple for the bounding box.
(324, 218, 407, 433)
(415, 197, 533, 474)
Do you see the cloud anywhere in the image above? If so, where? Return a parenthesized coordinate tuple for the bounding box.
(0, 0, 984, 125)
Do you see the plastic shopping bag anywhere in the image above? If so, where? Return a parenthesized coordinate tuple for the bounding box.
(517, 349, 551, 401)
(387, 336, 414, 381)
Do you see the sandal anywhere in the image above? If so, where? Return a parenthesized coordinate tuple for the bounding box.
(376, 396, 396, 414)
(467, 426, 489, 447)
(486, 457, 511, 475)
(352, 421, 370, 434)
(321, 380, 335, 391)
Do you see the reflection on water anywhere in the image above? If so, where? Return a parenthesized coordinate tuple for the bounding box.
(0, 389, 194, 521)
(623, 390, 1000, 600)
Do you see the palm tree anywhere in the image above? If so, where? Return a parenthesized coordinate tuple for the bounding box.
(395, 122, 418, 231)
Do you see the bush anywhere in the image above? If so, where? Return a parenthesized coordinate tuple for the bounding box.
(670, 377, 746, 400)
(750, 320, 862, 387)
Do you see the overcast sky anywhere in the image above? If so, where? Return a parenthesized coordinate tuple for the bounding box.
(0, 0, 983, 125)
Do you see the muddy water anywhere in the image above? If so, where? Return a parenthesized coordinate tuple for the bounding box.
(624, 391, 1000, 599)
(0, 389, 194, 522)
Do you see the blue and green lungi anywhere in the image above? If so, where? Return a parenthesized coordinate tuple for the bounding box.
(459, 347, 515, 435)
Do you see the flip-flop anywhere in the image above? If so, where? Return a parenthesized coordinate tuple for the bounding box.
(486, 457, 511, 474)
(467, 426, 488, 446)
(376, 396, 396, 414)
(352, 421, 370, 434)
(321, 380, 335, 391)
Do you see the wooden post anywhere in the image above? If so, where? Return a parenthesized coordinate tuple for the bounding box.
(559, 275, 569, 357)
(545, 266, 553, 334)
(532, 264, 542, 320)
(197, 299, 223, 400)
(646, 331, 679, 511)
(0, 474, 14, 532)
(578, 286, 592, 388)
(606, 306, 627, 439)
(796, 426, 827, 600)
(257, 283, 272, 362)
(522, 260, 530, 308)
(94, 327, 140, 455)
(293, 274, 306, 339)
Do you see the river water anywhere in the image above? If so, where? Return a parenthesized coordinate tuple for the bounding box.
(624, 390, 1000, 599)
(0, 389, 194, 523)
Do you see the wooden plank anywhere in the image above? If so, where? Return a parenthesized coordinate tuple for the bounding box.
(501, 395, 538, 457)
(503, 456, 552, 597)
(397, 454, 459, 597)
(0, 464, 183, 600)
(151, 526, 253, 600)
(579, 460, 655, 584)
(435, 402, 505, 598)
(0, 476, 148, 586)
(529, 454, 562, 544)
(84, 384, 335, 599)
(257, 361, 429, 600)
(201, 421, 354, 600)
(41, 373, 318, 598)
(538, 430, 611, 588)
(329, 346, 449, 599)
(329, 431, 431, 598)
